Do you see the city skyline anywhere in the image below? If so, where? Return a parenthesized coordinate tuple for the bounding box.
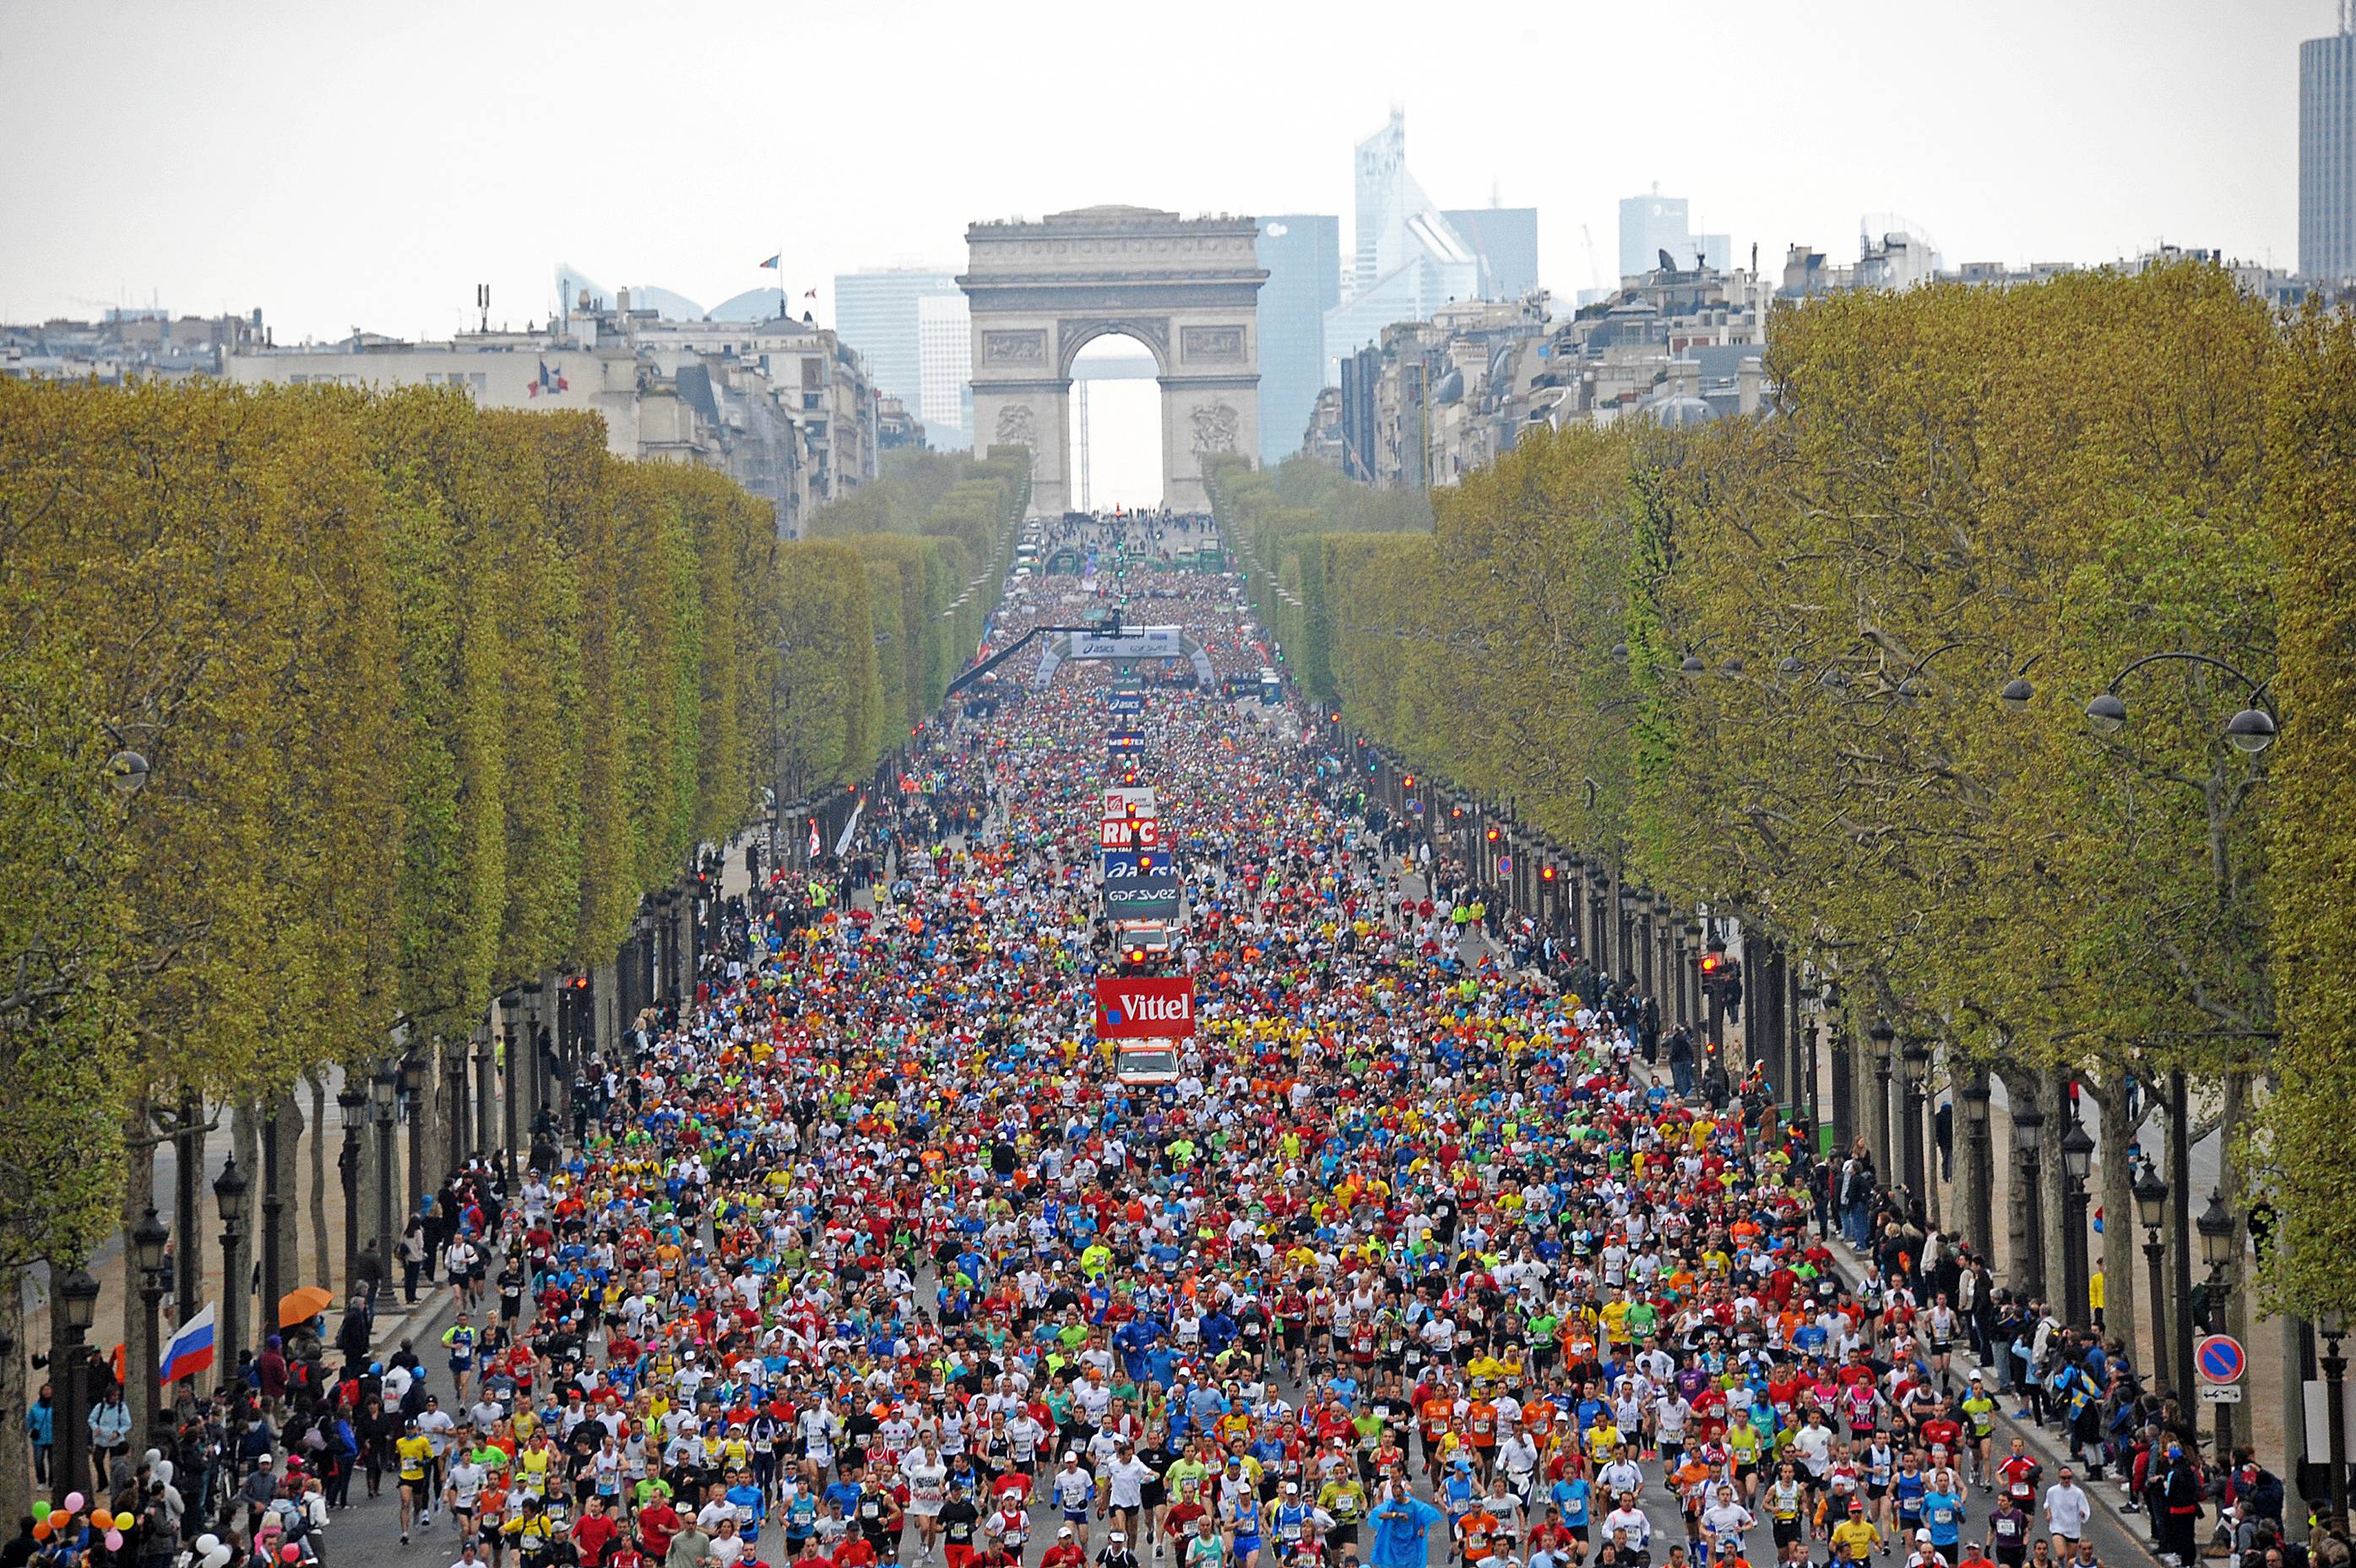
(0, 0, 2316, 346)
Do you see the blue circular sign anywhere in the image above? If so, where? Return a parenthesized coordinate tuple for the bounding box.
(2196, 1333, 2246, 1384)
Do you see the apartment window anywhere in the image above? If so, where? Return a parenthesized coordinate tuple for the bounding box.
(801, 358, 822, 390)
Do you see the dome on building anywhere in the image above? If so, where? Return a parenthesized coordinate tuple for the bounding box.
(1645, 393, 1718, 428)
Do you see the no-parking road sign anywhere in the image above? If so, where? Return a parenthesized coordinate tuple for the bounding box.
(2196, 1333, 2246, 1385)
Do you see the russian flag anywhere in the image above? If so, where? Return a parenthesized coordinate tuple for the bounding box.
(159, 1303, 215, 1386)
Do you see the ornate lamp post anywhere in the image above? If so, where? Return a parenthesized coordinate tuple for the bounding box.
(54, 1267, 100, 1498)
(2011, 1104, 2047, 1299)
(1959, 1077, 1995, 1257)
(2197, 1190, 2237, 1453)
(2320, 1307, 2350, 1533)
(2134, 1159, 2172, 1391)
(1899, 1037, 1931, 1200)
(370, 1066, 399, 1276)
(131, 1207, 169, 1445)
(213, 1155, 250, 1379)
(336, 1088, 367, 1294)
(1869, 1022, 1897, 1179)
(2060, 1114, 2096, 1327)
(399, 1051, 426, 1222)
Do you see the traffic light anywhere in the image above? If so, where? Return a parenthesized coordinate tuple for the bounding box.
(1485, 826, 1501, 844)
(1541, 864, 1557, 882)
(1403, 774, 1415, 788)
(1699, 950, 1725, 980)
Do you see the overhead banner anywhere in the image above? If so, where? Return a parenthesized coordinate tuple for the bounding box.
(1108, 690, 1144, 715)
(1101, 849, 1175, 879)
(1099, 817, 1160, 850)
(1105, 871, 1184, 921)
(1094, 974, 1196, 1039)
(1070, 626, 1184, 660)
(1102, 786, 1159, 819)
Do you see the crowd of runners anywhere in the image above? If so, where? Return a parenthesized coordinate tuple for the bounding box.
(28, 544, 2210, 1568)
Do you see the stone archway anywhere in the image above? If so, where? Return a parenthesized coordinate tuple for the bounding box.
(960, 205, 1267, 515)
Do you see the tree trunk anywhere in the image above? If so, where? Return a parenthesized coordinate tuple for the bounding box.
(307, 1069, 331, 1295)
(231, 1101, 259, 1368)
(0, 1267, 30, 1522)
(2093, 1076, 2137, 1361)
(274, 1086, 302, 1296)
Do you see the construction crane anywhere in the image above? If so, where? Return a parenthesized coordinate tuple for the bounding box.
(1580, 225, 1605, 296)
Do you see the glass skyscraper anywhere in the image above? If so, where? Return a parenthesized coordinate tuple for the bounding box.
(2304, 12, 2356, 283)
(1256, 214, 1340, 464)
(833, 269, 960, 417)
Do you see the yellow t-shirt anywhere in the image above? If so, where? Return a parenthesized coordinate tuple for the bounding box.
(1832, 1521, 1882, 1561)
(398, 1435, 433, 1483)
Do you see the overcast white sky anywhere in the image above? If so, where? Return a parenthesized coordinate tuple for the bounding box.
(0, 0, 2315, 341)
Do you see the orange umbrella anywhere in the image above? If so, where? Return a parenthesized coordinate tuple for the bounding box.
(278, 1286, 334, 1327)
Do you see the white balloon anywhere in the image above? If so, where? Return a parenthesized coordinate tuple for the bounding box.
(195, 1535, 221, 1555)
(204, 1547, 233, 1568)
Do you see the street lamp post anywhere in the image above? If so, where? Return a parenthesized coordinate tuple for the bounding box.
(2060, 1114, 2096, 1328)
(2198, 1189, 2238, 1455)
(399, 1051, 426, 1225)
(1900, 1038, 1931, 1201)
(2134, 1161, 2173, 1394)
(131, 1207, 169, 1446)
(336, 1088, 366, 1296)
(213, 1154, 250, 1380)
(370, 1066, 398, 1276)
(473, 1023, 496, 1165)
(2012, 1104, 2047, 1299)
(1960, 1077, 1995, 1258)
(54, 1267, 100, 1500)
(2320, 1308, 2349, 1533)
(1869, 1022, 1897, 1182)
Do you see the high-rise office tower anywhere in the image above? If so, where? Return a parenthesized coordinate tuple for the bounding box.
(1256, 214, 1341, 464)
(833, 269, 960, 415)
(1619, 188, 1729, 280)
(916, 293, 973, 451)
(1332, 110, 1481, 376)
(2304, 5, 2356, 281)
(1442, 207, 1541, 299)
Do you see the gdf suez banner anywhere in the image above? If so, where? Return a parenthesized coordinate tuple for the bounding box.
(1094, 974, 1195, 1039)
(1104, 871, 1183, 921)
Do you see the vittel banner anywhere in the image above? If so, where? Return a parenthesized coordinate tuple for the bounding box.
(1093, 975, 1195, 1039)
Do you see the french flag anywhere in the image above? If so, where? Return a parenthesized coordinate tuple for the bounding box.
(158, 1303, 215, 1386)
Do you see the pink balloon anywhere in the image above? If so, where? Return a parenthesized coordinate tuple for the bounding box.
(103, 1531, 124, 1553)
(62, 1494, 84, 1514)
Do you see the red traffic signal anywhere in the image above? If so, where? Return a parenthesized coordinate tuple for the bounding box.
(1699, 951, 1725, 978)
(1403, 774, 1416, 788)
(1541, 865, 1557, 882)
(1485, 826, 1501, 843)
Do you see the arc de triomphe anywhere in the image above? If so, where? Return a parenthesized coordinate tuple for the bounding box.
(959, 206, 1267, 515)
